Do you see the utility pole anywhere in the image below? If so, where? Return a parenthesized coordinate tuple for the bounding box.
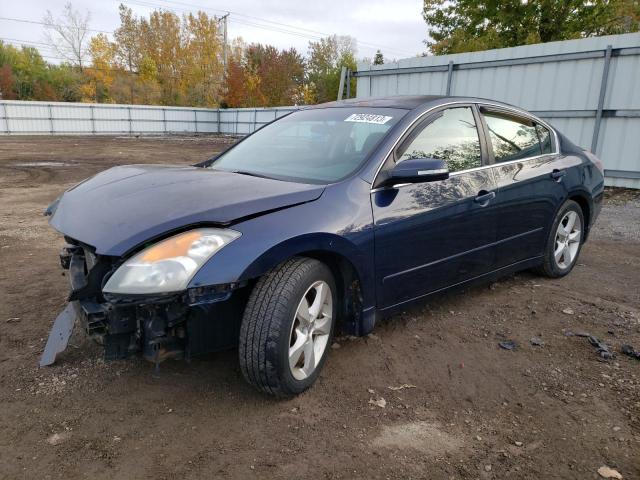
(220, 13, 229, 74)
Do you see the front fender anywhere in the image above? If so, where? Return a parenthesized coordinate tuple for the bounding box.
(188, 177, 376, 308)
(237, 233, 368, 283)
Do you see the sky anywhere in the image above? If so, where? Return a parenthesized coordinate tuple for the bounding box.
(0, 0, 428, 63)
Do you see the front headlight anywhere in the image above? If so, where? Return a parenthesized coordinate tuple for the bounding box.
(103, 228, 241, 295)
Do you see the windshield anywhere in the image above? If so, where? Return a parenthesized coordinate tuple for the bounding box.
(211, 107, 406, 183)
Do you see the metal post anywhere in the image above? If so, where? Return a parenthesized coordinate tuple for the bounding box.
(591, 45, 612, 154)
(235, 109, 239, 135)
(48, 103, 54, 135)
(2, 102, 10, 134)
(194, 109, 198, 134)
(446, 61, 454, 95)
(217, 108, 221, 134)
(90, 105, 96, 134)
(128, 106, 133, 135)
(337, 66, 347, 101)
(346, 69, 351, 99)
(253, 109, 257, 133)
(162, 108, 167, 134)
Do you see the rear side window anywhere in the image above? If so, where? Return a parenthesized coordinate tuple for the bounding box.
(536, 124, 553, 154)
(482, 111, 545, 162)
(397, 107, 481, 173)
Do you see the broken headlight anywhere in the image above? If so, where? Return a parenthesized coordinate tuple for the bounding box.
(103, 228, 241, 295)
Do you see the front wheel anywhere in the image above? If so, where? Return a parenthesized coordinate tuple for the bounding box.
(239, 257, 337, 397)
(535, 200, 584, 278)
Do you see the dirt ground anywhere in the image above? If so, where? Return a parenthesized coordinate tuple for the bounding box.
(0, 135, 638, 480)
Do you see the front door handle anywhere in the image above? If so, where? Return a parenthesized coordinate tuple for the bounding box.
(474, 190, 496, 205)
(551, 169, 566, 181)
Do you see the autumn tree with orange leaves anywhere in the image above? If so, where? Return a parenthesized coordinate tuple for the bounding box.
(0, 3, 358, 107)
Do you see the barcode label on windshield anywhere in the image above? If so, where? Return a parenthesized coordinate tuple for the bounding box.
(344, 113, 392, 124)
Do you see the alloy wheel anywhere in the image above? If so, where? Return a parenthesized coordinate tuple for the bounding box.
(288, 280, 333, 380)
(554, 210, 582, 269)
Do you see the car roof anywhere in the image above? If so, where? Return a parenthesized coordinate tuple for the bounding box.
(310, 95, 446, 110)
(309, 95, 522, 112)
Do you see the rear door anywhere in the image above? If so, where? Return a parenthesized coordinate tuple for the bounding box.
(372, 105, 499, 309)
(478, 106, 567, 267)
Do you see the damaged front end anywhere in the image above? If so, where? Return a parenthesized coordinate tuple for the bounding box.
(40, 240, 247, 369)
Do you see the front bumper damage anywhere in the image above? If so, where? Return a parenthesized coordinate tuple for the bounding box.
(40, 241, 246, 368)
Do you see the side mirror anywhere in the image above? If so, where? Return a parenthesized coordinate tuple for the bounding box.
(384, 158, 449, 187)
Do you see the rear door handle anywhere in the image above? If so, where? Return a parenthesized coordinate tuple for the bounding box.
(551, 169, 566, 181)
(474, 191, 496, 205)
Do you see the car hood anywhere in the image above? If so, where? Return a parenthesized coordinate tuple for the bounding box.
(49, 164, 325, 256)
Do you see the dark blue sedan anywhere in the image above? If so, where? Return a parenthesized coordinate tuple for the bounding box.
(42, 95, 604, 396)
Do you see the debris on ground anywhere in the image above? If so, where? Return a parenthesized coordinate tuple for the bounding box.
(369, 398, 387, 408)
(621, 344, 640, 360)
(499, 340, 517, 351)
(46, 432, 71, 446)
(388, 384, 417, 391)
(588, 336, 614, 360)
(564, 330, 590, 337)
(562, 308, 575, 315)
(6, 317, 20, 323)
(530, 337, 544, 346)
(597, 465, 623, 479)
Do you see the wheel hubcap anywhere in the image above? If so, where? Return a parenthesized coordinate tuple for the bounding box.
(288, 280, 333, 381)
(554, 210, 582, 269)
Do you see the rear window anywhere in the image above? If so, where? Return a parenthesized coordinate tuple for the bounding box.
(482, 110, 550, 162)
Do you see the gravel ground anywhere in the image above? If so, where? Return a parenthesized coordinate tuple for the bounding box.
(0, 136, 638, 480)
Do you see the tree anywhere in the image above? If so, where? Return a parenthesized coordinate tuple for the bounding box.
(0, 64, 17, 99)
(85, 34, 116, 102)
(373, 50, 384, 65)
(138, 9, 185, 105)
(307, 35, 357, 103)
(423, 0, 640, 55)
(114, 4, 142, 73)
(183, 11, 225, 106)
(244, 44, 305, 106)
(43, 2, 91, 69)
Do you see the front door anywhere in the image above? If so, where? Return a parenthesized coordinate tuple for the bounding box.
(372, 106, 499, 309)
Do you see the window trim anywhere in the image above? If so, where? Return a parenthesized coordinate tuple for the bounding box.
(370, 101, 560, 191)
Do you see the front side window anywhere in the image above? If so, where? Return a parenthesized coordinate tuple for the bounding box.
(482, 111, 546, 162)
(211, 107, 405, 184)
(397, 107, 482, 173)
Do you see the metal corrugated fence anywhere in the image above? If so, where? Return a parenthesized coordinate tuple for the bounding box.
(0, 101, 299, 136)
(355, 32, 640, 189)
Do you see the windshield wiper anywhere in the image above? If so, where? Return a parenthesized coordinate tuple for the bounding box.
(231, 170, 274, 180)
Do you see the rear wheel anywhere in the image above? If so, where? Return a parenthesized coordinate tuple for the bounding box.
(239, 257, 336, 397)
(535, 200, 584, 278)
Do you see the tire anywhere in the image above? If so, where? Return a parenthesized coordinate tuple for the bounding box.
(239, 257, 337, 397)
(535, 200, 585, 278)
